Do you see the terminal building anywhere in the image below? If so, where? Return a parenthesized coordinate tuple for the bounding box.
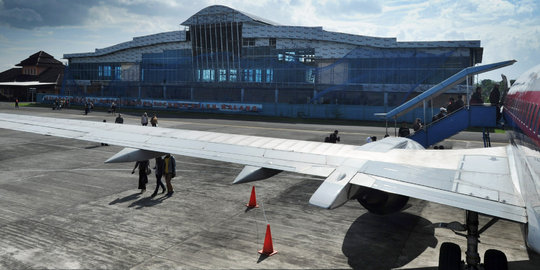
(62, 5, 483, 118)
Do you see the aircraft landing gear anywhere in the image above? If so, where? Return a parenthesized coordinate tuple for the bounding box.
(436, 211, 508, 270)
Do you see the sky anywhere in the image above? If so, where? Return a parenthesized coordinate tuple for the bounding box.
(0, 0, 539, 82)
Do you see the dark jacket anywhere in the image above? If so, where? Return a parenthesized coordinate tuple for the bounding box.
(398, 127, 410, 137)
(164, 155, 176, 177)
(489, 87, 500, 105)
(328, 133, 340, 143)
(154, 157, 164, 176)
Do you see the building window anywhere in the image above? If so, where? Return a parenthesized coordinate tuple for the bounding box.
(104, 66, 111, 77)
(285, 51, 295, 62)
(98, 66, 103, 77)
(115, 66, 121, 80)
(255, 69, 262, 82)
(203, 69, 214, 82)
(269, 38, 276, 48)
(219, 69, 227, 82)
(306, 69, 315, 83)
(266, 69, 273, 83)
(278, 53, 284, 61)
(229, 69, 237, 82)
(243, 38, 255, 47)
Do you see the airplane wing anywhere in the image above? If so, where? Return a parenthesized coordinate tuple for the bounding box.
(0, 113, 526, 224)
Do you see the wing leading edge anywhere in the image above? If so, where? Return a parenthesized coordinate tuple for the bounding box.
(0, 113, 527, 223)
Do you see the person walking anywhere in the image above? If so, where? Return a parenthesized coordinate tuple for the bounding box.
(110, 102, 117, 115)
(328, 130, 340, 143)
(15, 98, 19, 109)
(398, 122, 410, 137)
(489, 85, 501, 122)
(151, 156, 166, 197)
(141, 112, 149, 126)
(150, 113, 158, 127)
(115, 114, 124, 124)
(470, 87, 483, 104)
(163, 154, 176, 196)
(413, 118, 423, 132)
(132, 160, 150, 194)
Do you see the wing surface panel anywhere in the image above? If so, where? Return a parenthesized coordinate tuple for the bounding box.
(0, 113, 527, 223)
(351, 173, 526, 223)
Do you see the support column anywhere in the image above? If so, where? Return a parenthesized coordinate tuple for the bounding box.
(423, 100, 427, 128)
(241, 88, 245, 103)
(163, 82, 167, 99)
(274, 88, 278, 103)
(384, 92, 388, 112)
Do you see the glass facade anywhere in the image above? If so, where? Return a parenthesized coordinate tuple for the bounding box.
(62, 6, 480, 107)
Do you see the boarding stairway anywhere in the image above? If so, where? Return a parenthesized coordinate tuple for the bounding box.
(375, 60, 515, 148)
(407, 105, 497, 148)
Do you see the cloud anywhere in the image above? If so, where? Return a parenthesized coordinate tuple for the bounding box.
(0, 0, 538, 80)
(0, 0, 93, 29)
(315, 0, 382, 17)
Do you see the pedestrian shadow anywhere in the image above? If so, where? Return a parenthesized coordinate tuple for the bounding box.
(128, 194, 169, 209)
(109, 193, 141, 205)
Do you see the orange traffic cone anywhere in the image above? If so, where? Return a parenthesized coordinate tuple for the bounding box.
(258, 224, 278, 256)
(246, 186, 259, 208)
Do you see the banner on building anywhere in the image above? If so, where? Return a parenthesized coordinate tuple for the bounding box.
(42, 95, 262, 112)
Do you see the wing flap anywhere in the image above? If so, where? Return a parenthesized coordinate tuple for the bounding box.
(350, 172, 527, 223)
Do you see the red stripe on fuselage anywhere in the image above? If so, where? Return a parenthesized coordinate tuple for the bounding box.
(505, 90, 540, 148)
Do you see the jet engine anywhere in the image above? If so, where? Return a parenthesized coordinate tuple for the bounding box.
(355, 187, 409, 215)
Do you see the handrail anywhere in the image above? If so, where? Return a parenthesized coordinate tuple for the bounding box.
(375, 60, 516, 119)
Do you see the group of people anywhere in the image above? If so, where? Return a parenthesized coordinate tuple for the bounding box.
(132, 154, 176, 197)
(108, 112, 158, 126)
(141, 112, 158, 127)
(84, 101, 94, 115)
(432, 95, 465, 122)
(52, 98, 68, 110)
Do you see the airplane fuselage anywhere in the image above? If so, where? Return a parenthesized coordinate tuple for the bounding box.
(503, 64, 540, 253)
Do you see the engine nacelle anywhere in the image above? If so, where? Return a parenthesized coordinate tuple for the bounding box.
(355, 187, 409, 215)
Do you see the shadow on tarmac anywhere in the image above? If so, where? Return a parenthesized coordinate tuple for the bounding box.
(128, 195, 169, 209)
(109, 193, 141, 205)
(256, 254, 268, 263)
(342, 212, 437, 270)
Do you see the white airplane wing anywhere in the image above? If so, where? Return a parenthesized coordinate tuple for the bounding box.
(0, 113, 526, 224)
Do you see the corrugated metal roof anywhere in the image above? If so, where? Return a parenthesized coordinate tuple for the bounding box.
(181, 5, 278, 26)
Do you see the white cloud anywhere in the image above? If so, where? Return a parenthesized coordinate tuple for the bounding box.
(0, 0, 538, 81)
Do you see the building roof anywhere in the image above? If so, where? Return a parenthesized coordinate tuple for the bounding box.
(64, 5, 482, 61)
(64, 31, 184, 59)
(16, 51, 63, 67)
(0, 66, 63, 83)
(181, 5, 278, 26)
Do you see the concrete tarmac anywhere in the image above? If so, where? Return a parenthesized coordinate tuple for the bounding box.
(0, 103, 538, 269)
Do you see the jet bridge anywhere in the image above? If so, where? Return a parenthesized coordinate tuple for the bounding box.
(375, 60, 515, 148)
